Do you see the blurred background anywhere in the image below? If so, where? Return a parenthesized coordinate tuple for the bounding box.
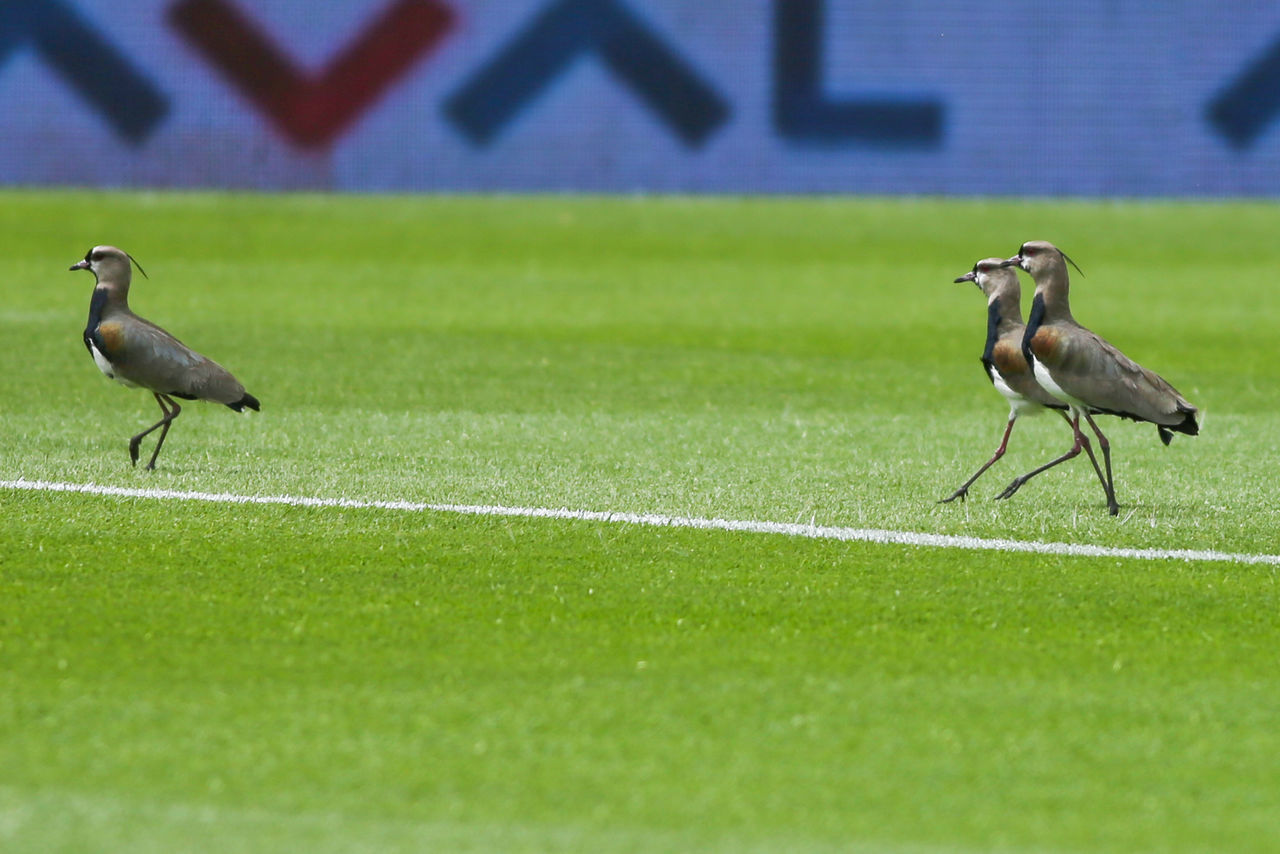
(5, 0, 1280, 196)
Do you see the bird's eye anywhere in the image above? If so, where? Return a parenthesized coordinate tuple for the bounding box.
(91, 252, 104, 262)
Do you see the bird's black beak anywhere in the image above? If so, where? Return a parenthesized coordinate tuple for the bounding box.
(70, 259, 90, 272)
(953, 271, 976, 283)
(998, 256, 1022, 269)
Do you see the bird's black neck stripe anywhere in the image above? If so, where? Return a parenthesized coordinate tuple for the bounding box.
(1022, 292, 1046, 365)
(982, 298, 1002, 365)
(86, 286, 109, 330)
(84, 287, 110, 353)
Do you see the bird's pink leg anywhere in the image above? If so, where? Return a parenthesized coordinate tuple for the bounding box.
(995, 411, 1088, 501)
(129, 393, 182, 470)
(940, 416, 1016, 503)
(1081, 411, 1119, 515)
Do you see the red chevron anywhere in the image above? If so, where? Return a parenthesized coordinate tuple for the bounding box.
(170, 0, 454, 149)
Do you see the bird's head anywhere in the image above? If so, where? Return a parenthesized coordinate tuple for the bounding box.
(955, 257, 1019, 300)
(70, 245, 147, 284)
(999, 240, 1083, 279)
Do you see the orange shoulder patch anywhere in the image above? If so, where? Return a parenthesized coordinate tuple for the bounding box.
(991, 338, 1029, 377)
(1029, 325, 1065, 362)
(96, 322, 125, 355)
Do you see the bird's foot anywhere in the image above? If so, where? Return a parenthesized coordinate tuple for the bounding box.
(994, 477, 1027, 501)
(128, 439, 141, 467)
(1107, 501, 1119, 517)
(938, 488, 968, 504)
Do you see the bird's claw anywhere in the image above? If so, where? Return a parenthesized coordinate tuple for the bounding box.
(994, 478, 1025, 501)
(939, 488, 968, 504)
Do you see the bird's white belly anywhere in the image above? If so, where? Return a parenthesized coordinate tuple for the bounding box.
(989, 366, 1038, 415)
(1031, 357, 1085, 409)
(90, 341, 140, 388)
(989, 366, 1020, 403)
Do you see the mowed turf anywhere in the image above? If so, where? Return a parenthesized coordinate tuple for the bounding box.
(2, 191, 1279, 852)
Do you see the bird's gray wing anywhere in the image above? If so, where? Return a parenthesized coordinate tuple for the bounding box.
(1055, 327, 1194, 425)
(105, 316, 248, 405)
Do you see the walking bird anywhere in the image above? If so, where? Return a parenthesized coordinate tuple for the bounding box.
(941, 258, 1106, 503)
(1001, 240, 1198, 515)
(72, 245, 259, 470)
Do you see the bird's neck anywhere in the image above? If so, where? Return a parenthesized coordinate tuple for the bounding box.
(1034, 268, 1074, 323)
(989, 294, 1023, 328)
(92, 281, 130, 312)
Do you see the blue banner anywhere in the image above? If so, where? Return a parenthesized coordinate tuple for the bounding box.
(3, 0, 1280, 195)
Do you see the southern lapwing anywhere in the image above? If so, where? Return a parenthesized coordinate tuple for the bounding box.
(72, 245, 260, 470)
(941, 258, 1107, 503)
(1001, 240, 1198, 515)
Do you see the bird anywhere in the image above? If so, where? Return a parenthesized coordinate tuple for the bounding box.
(1001, 240, 1198, 515)
(941, 258, 1107, 504)
(71, 245, 259, 470)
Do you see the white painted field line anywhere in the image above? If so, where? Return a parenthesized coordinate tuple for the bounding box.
(3, 477, 1278, 566)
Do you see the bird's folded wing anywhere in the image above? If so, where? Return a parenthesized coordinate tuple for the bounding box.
(108, 317, 243, 403)
(1062, 329, 1194, 423)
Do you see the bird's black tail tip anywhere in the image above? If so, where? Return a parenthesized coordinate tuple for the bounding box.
(1158, 406, 1199, 445)
(229, 392, 260, 413)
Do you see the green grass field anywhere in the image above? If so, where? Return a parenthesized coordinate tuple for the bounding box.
(2, 191, 1279, 852)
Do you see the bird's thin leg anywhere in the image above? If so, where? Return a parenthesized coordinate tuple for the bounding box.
(1058, 409, 1109, 498)
(940, 417, 1016, 503)
(994, 411, 1087, 501)
(1081, 411, 1119, 516)
(128, 393, 180, 469)
(144, 394, 182, 471)
(128, 394, 172, 466)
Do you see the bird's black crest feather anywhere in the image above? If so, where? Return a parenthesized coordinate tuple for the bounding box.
(1058, 249, 1084, 278)
(126, 252, 149, 279)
